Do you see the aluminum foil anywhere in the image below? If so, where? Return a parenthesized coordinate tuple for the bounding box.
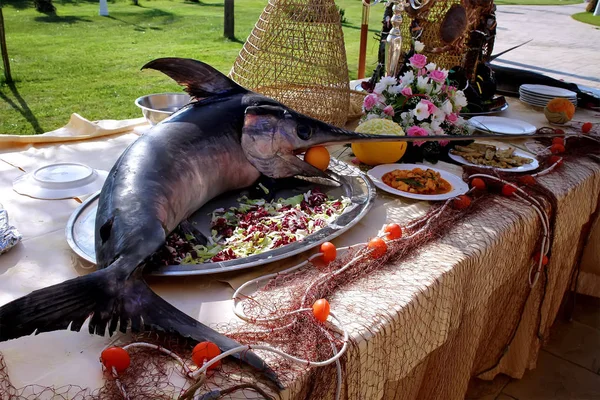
(0, 204, 22, 255)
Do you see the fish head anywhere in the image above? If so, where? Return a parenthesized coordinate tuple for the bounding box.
(241, 104, 402, 180)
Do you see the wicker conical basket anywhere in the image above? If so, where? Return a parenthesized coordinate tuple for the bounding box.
(229, 0, 351, 127)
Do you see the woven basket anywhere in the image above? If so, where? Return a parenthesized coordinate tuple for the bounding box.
(229, 0, 351, 127)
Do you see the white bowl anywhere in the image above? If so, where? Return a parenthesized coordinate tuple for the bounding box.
(13, 163, 108, 200)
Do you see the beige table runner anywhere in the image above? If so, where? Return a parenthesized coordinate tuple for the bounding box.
(0, 101, 599, 399)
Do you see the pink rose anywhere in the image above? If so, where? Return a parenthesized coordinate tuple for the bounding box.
(401, 86, 413, 97)
(429, 69, 447, 84)
(363, 94, 378, 111)
(446, 113, 458, 123)
(409, 53, 427, 69)
(383, 105, 395, 117)
(421, 99, 437, 114)
(407, 125, 429, 147)
(439, 140, 450, 147)
(417, 68, 427, 77)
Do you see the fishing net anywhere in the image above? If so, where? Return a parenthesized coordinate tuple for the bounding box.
(229, 0, 357, 127)
(1, 126, 599, 400)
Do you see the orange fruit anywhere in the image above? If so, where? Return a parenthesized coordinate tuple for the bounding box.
(304, 146, 330, 171)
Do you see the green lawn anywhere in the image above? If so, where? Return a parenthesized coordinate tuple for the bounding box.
(572, 11, 600, 26)
(0, 0, 384, 134)
(495, 0, 582, 4)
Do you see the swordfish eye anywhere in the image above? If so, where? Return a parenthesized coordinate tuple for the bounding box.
(296, 124, 313, 140)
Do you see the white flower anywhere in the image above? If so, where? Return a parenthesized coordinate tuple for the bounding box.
(452, 90, 468, 111)
(374, 82, 387, 94)
(416, 76, 431, 93)
(412, 101, 431, 121)
(414, 40, 425, 53)
(379, 76, 398, 87)
(430, 83, 442, 94)
(365, 113, 381, 121)
(400, 70, 415, 86)
(387, 85, 402, 95)
(431, 108, 446, 125)
(425, 62, 437, 72)
(441, 100, 453, 115)
(400, 112, 412, 126)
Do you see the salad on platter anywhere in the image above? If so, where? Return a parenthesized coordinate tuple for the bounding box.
(151, 189, 351, 266)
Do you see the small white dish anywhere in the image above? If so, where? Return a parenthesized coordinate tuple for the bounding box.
(448, 145, 539, 172)
(367, 163, 469, 201)
(468, 116, 537, 135)
(13, 163, 108, 200)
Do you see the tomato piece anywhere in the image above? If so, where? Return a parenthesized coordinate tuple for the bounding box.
(319, 242, 337, 263)
(554, 128, 565, 135)
(502, 184, 517, 197)
(312, 299, 331, 322)
(192, 341, 222, 370)
(471, 178, 486, 191)
(101, 347, 131, 374)
(367, 237, 387, 259)
(582, 122, 593, 134)
(384, 223, 402, 240)
(519, 175, 536, 186)
(551, 137, 564, 146)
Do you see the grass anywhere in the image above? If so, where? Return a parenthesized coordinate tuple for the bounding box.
(572, 11, 600, 26)
(0, 0, 384, 134)
(495, 0, 582, 4)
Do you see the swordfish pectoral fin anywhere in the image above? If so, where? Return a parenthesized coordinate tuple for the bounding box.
(141, 57, 245, 99)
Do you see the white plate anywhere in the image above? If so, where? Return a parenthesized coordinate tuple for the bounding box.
(519, 92, 576, 104)
(13, 163, 108, 200)
(519, 84, 577, 98)
(468, 116, 537, 135)
(448, 145, 539, 172)
(367, 164, 468, 201)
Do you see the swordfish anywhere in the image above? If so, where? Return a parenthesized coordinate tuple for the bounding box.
(0, 58, 405, 381)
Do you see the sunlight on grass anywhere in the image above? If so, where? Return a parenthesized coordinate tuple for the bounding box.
(572, 11, 600, 26)
(0, 0, 385, 134)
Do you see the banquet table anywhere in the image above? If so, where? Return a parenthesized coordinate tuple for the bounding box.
(0, 97, 599, 400)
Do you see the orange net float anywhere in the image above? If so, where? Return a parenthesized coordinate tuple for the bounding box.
(192, 341, 222, 370)
(100, 347, 131, 374)
(383, 223, 402, 240)
(312, 299, 331, 323)
(320, 242, 337, 263)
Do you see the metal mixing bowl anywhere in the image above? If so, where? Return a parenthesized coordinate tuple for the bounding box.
(135, 93, 191, 126)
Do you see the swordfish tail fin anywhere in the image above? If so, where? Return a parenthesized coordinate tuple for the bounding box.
(0, 265, 280, 388)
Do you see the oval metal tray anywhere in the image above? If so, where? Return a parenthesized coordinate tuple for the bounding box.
(65, 158, 375, 276)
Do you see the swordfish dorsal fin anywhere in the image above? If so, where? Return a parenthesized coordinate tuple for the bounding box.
(142, 57, 245, 98)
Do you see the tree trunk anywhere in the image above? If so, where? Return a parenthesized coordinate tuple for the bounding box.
(0, 8, 13, 83)
(224, 0, 234, 40)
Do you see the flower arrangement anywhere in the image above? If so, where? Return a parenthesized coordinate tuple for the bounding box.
(361, 42, 471, 158)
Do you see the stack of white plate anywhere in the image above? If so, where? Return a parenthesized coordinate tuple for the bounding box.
(519, 84, 577, 108)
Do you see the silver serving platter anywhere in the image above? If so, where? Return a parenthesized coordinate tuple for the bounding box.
(460, 101, 509, 118)
(65, 158, 375, 276)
